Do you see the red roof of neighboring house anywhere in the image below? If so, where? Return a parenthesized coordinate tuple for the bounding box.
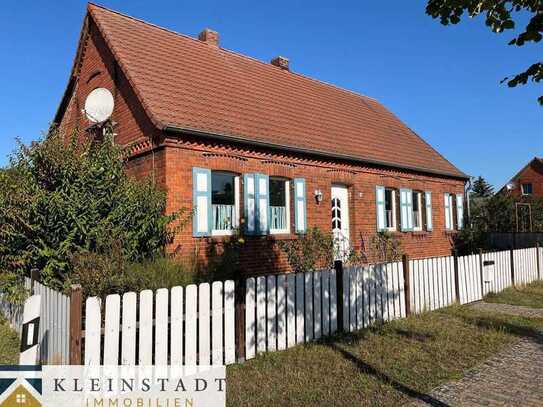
(63, 3, 467, 179)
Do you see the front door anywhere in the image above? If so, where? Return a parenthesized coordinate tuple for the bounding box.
(331, 185, 350, 260)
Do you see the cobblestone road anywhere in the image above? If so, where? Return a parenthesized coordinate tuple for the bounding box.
(408, 302, 543, 406)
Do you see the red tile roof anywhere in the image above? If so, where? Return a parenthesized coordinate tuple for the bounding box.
(85, 3, 466, 179)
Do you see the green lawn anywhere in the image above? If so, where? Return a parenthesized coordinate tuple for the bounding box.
(486, 281, 543, 308)
(227, 305, 543, 406)
(0, 317, 19, 364)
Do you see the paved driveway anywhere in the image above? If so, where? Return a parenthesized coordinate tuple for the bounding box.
(409, 302, 543, 406)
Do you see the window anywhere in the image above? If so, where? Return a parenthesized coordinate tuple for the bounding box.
(521, 183, 533, 195)
(444, 193, 454, 230)
(412, 191, 423, 231)
(211, 171, 239, 234)
(385, 188, 396, 230)
(269, 178, 290, 233)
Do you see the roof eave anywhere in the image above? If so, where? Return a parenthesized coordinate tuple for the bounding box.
(163, 125, 470, 181)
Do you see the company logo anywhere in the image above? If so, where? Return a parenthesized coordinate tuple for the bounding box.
(0, 366, 41, 407)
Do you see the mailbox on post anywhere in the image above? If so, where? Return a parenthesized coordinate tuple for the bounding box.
(483, 260, 495, 283)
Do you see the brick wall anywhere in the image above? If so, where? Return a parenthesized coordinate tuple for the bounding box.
(160, 133, 465, 275)
(58, 19, 160, 149)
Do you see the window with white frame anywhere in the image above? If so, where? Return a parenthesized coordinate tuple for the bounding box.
(412, 191, 423, 231)
(521, 183, 533, 195)
(269, 178, 290, 233)
(211, 171, 239, 234)
(385, 188, 396, 230)
(444, 192, 455, 230)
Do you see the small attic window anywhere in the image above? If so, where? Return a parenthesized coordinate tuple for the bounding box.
(86, 70, 103, 84)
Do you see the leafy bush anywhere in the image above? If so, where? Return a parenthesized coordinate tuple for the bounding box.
(278, 227, 336, 273)
(67, 243, 203, 300)
(0, 129, 185, 299)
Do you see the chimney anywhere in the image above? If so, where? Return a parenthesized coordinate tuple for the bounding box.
(271, 56, 289, 71)
(198, 28, 219, 46)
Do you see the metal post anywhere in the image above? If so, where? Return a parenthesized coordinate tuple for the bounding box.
(235, 278, 246, 363)
(402, 254, 411, 316)
(30, 269, 39, 295)
(510, 247, 516, 287)
(479, 248, 484, 298)
(453, 250, 460, 303)
(334, 260, 344, 332)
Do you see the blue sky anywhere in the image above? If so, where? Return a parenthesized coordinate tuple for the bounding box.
(0, 1, 540, 188)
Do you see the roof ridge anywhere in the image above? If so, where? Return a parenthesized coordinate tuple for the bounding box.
(86, 2, 377, 103)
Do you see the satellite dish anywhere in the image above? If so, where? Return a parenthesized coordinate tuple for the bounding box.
(84, 88, 114, 123)
(506, 182, 515, 190)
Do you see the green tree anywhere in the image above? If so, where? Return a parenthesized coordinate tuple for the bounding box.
(0, 129, 184, 295)
(471, 176, 494, 198)
(426, 0, 543, 105)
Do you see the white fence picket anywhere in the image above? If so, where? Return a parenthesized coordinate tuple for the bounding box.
(267, 276, 277, 352)
(170, 286, 184, 365)
(84, 297, 101, 366)
(155, 288, 169, 365)
(138, 290, 153, 365)
(295, 273, 305, 344)
(305, 273, 314, 340)
(198, 283, 211, 365)
(329, 269, 338, 333)
(277, 275, 287, 351)
(356, 268, 363, 329)
(313, 272, 322, 339)
(256, 277, 266, 354)
(245, 278, 256, 360)
(185, 285, 197, 366)
(121, 292, 137, 365)
(322, 270, 330, 336)
(103, 294, 120, 365)
(286, 274, 296, 347)
(212, 281, 223, 365)
(224, 280, 236, 365)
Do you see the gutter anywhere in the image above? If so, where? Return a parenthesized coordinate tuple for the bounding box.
(163, 125, 470, 181)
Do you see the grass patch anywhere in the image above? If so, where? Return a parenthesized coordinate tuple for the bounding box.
(0, 317, 19, 364)
(226, 304, 543, 406)
(485, 281, 543, 308)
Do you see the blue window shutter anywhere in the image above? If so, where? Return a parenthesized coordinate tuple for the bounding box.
(294, 178, 307, 233)
(376, 186, 386, 231)
(456, 194, 464, 230)
(192, 167, 211, 237)
(244, 174, 256, 235)
(400, 188, 413, 231)
(425, 191, 433, 231)
(255, 173, 269, 235)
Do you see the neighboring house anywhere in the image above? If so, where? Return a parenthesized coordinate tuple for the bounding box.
(54, 4, 468, 273)
(499, 157, 543, 198)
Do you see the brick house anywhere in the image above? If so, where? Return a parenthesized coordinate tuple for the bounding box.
(499, 157, 543, 198)
(54, 4, 468, 274)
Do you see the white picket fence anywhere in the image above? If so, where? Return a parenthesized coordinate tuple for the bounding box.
(84, 281, 236, 366)
(410, 256, 456, 313)
(342, 262, 406, 332)
(244, 269, 338, 360)
(0, 277, 70, 364)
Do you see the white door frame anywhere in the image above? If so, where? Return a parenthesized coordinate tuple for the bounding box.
(331, 184, 350, 260)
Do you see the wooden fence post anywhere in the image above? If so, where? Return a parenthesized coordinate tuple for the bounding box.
(69, 284, 82, 365)
(30, 269, 39, 295)
(453, 250, 461, 303)
(479, 248, 484, 298)
(334, 260, 344, 332)
(235, 278, 246, 363)
(536, 242, 541, 281)
(510, 247, 516, 287)
(402, 254, 411, 316)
